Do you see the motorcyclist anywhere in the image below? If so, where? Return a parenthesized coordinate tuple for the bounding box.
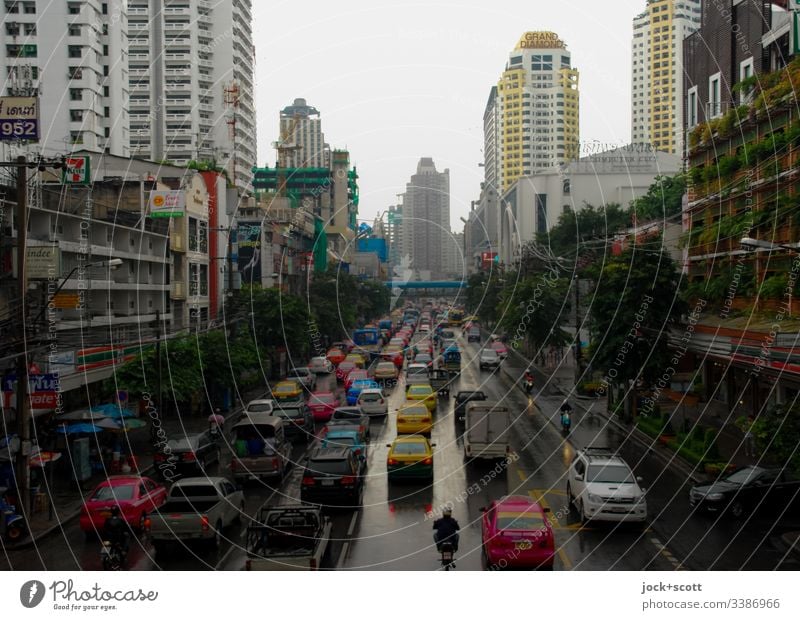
(524, 369, 535, 394)
(433, 507, 460, 552)
(560, 401, 573, 431)
(102, 506, 129, 556)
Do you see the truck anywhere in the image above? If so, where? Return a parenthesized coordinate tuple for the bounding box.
(229, 414, 293, 482)
(245, 505, 332, 570)
(352, 328, 381, 362)
(149, 477, 244, 552)
(463, 402, 511, 460)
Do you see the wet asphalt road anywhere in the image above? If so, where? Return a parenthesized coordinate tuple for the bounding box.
(4, 332, 799, 571)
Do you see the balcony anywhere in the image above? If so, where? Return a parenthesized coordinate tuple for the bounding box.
(171, 280, 186, 300)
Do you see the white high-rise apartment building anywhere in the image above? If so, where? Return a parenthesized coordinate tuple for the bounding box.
(279, 98, 329, 168)
(402, 157, 450, 279)
(127, 0, 257, 192)
(496, 32, 580, 194)
(483, 86, 499, 192)
(631, 0, 701, 154)
(0, 0, 130, 157)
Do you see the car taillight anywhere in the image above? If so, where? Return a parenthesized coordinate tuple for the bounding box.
(341, 476, 356, 485)
(302, 476, 315, 486)
(423, 457, 432, 465)
(154, 453, 165, 463)
(388, 458, 398, 465)
(397, 417, 406, 423)
(183, 451, 197, 462)
(379, 399, 385, 404)
(144, 516, 152, 531)
(272, 458, 280, 469)
(201, 515, 209, 531)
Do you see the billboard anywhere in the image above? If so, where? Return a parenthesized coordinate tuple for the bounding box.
(148, 190, 186, 218)
(62, 156, 90, 184)
(237, 223, 262, 285)
(26, 246, 60, 279)
(0, 96, 39, 141)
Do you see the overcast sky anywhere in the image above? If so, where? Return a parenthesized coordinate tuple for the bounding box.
(252, 0, 644, 231)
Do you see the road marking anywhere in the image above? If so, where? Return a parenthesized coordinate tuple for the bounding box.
(649, 536, 682, 570)
(556, 545, 573, 570)
(336, 510, 361, 570)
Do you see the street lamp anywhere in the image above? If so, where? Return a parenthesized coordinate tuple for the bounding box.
(740, 236, 797, 251)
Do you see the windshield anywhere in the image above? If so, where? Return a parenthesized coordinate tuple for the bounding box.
(323, 437, 357, 449)
(307, 459, 351, 476)
(496, 512, 545, 531)
(248, 402, 273, 412)
(91, 484, 135, 501)
(359, 393, 382, 402)
(392, 442, 427, 455)
(377, 363, 395, 372)
(409, 386, 431, 395)
(275, 384, 297, 394)
(311, 393, 335, 404)
(725, 467, 765, 485)
(586, 464, 635, 484)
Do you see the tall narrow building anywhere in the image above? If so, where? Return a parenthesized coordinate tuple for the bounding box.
(0, 0, 130, 157)
(631, 0, 701, 154)
(127, 0, 257, 193)
(402, 158, 450, 279)
(497, 32, 579, 193)
(278, 98, 330, 168)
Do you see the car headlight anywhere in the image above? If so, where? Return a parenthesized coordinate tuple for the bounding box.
(635, 495, 647, 505)
(705, 493, 724, 501)
(587, 493, 603, 504)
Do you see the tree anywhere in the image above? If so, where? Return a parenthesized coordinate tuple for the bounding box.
(632, 174, 686, 223)
(307, 270, 357, 339)
(538, 203, 631, 257)
(746, 406, 800, 476)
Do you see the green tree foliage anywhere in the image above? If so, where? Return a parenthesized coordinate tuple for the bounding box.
(745, 406, 800, 475)
(586, 245, 686, 385)
(463, 270, 505, 327)
(631, 174, 686, 223)
(538, 203, 631, 257)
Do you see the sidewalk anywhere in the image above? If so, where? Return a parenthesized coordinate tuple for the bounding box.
(9, 385, 268, 549)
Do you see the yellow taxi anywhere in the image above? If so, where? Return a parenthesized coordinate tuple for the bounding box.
(386, 436, 435, 481)
(405, 383, 437, 413)
(396, 401, 433, 435)
(344, 353, 366, 369)
(273, 379, 303, 402)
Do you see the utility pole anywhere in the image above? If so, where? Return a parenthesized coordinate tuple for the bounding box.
(155, 308, 162, 421)
(574, 273, 582, 383)
(15, 155, 30, 519)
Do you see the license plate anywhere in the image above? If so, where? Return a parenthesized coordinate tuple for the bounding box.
(611, 506, 628, 513)
(515, 540, 532, 551)
(321, 479, 334, 486)
(99, 511, 111, 519)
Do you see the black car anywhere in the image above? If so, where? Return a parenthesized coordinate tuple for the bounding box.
(300, 446, 365, 508)
(689, 466, 800, 518)
(330, 406, 370, 440)
(154, 430, 220, 477)
(453, 390, 487, 421)
(273, 403, 314, 443)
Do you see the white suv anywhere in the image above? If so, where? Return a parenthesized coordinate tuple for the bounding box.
(566, 447, 647, 524)
(356, 388, 388, 416)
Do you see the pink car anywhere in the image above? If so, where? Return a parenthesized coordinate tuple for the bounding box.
(308, 391, 340, 421)
(80, 475, 167, 535)
(345, 369, 369, 390)
(336, 360, 357, 382)
(481, 495, 555, 570)
(491, 341, 508, 359)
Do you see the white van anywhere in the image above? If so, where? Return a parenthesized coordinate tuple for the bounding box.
(463, 402, 510, 460)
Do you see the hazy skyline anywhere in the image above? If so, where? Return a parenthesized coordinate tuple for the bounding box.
(253, 0, 645, 230)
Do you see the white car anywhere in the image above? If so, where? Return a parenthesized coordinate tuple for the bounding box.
(309, 356, 334, 374)
(419, 324, 431, 333)
(288, 367, 316, 391)
(243, 399, 275, 416)
(479, 348, 501, 370)
(566, 447, 647, 524)
(356, 388, 388, 416)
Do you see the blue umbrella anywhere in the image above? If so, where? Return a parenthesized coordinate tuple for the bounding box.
(56, 423, 102, 435)
(91, 404, 135, 419)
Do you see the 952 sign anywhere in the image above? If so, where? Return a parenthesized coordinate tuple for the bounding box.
(0, 96, 39, 141)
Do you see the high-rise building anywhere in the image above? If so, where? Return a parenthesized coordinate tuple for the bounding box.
(496, 32, 579, 193)
(483, 86, 500, 192)
(387, 203, 404, 269)
(127, 0, 257, 193)
(402, 158, 450, 279)
(631, 0, 701, 154)
(279, 98, 330, 168)
(0, 0, 130, 157)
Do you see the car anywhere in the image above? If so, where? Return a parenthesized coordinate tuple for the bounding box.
(332, 340, 353, 353)
(79, 475, 167, 535)
(689, 466, 800, 518)
(336, 360, 357, 382)
(481, 495, 554, 570)
(300, 446, 365, 508)
(406, 383, 437, 412)
(373, 361, 399, 383)
(490, 341, 508, 360)
(308, 391, 340, 422)
(347, 379, 380, 405)
(243, 399, 276, 417)
(153, 430, 220, 477)
(345, 368, 369, 390)
(396, 401, 433, 435)
(418, 324, 431, 334)
(309, 356, 334, 374)
(566, 447, 647, 524)
(479, 348, 501, 370)
(328, 406, 371, 440)
(273, 379, 304, 402)
(326, 348, 346, 366)
(406, 362, 430, 386)
(382, 347, 405, 368)
(321, 429, 368, 461)
(386, 436, 435, 481)
(356, 388, 388, 416)
(288, 367, 316, 391)
(344, 353, 366, 369)
(414, 352, 433, 368)
(453, 390, 487, 421)
(467, 325, 482, 343)
(273, 402, 314, 442)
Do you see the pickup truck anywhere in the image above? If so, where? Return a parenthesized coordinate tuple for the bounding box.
(245, 505, 332, 570)
(149, 477, 244, 552)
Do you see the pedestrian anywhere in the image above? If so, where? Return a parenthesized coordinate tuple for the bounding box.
(744, 415, 756, 457)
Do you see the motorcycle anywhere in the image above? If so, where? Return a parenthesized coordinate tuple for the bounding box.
(561, 413, 572, 435)
(0, 487, 26, 543)
(524, 378, 534, 394)
(439, 540, 456, 571)
(100, 540, 126, 571)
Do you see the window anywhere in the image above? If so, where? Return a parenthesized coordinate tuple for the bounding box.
(103, 85, 109, 96)
(104, 106, 109, 117)
(69, 89, 82, 101)
(5, 2, 19, 13)
(68, 25, 81, 36)
(69, 110, 83, 122)
(563, 179, 571, 194)
(23, 22, 34, 35)
(103, 65, 108, 76)
(739, 57, 754, 104)
(5, 22, 19, 35)
(687, 85, 698, 127)
(708, 72, 721, 118)
(103, 44, 108, 56)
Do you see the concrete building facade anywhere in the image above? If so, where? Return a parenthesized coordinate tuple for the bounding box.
(278, 98, 330, 169)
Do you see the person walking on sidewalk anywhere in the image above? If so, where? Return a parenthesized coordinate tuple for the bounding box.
(743, 415, 757, 458)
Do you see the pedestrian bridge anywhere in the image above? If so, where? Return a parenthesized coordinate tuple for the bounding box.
(385, 280, 465, 289)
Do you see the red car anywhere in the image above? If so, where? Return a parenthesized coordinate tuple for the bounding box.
(308, 391, 340, 421)
(326, 348, 346, 367)
(382, 347, 405, 368)
(491, 341, 509, 359)
(336, 360, 357, 382)
(345, 369, 369, 390)
(481, 495, 555, 570)
(80, 475, 167, 535)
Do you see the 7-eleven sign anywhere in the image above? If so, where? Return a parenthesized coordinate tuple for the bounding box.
(62, 156, 90, 184)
